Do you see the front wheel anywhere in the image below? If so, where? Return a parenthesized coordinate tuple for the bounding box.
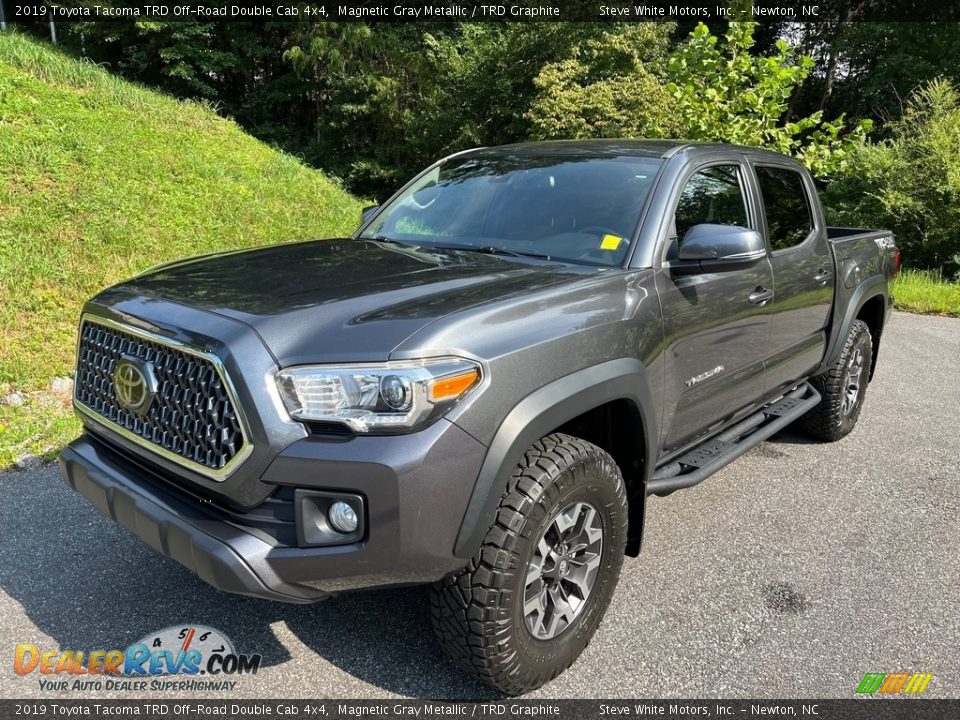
(430, 433, 628, 695)
(799, 319, 873, 441)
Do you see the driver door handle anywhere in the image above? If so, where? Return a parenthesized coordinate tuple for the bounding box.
(748, 286, 774, 306)
(814, 268, 833, 286)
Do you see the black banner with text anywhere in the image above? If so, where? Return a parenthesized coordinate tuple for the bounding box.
(4, 0, 960, 23)
(1, 700, 958, 720)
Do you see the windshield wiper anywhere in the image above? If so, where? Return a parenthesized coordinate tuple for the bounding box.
(367, 234, 418, 248)
(369, 238, 553, 261)
(434, 244, 552, 261)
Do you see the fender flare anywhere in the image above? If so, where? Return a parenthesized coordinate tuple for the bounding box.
(818, 275, 889, 375)
(453, 358, 658, 559)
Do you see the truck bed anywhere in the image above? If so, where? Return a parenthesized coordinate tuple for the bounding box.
(827, 226, 893, 243)
(820, 226, 898, 380)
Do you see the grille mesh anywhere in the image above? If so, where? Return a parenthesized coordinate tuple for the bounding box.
(74, 320, 246, 472)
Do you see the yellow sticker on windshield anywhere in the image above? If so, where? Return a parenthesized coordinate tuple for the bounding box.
(600, 234, 623, 251)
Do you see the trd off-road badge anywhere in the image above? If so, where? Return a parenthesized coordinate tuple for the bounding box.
(13, 624, 261, 692)
(112, 355, 157, 415)
(685, 365, 725, 388)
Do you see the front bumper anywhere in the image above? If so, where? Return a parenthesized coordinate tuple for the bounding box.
(60, 418, 487, 602)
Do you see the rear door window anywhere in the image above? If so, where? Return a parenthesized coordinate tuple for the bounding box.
(755, 166, 814, 251)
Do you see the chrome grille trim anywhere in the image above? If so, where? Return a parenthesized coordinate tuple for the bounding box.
(73, 314, 253, 481)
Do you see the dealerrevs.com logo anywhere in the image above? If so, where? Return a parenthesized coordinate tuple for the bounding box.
(856, 672, 934, 695)
(14, 625, 261, 692)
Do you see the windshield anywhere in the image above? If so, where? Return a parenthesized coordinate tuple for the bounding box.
(359, 154, 663, 266)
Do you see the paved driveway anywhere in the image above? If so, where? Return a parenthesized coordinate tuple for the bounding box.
(1, 312, 957, 699)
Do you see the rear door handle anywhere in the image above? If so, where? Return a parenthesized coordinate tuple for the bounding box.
(748, 286, 774, 306)
(814, 268, 833, 286)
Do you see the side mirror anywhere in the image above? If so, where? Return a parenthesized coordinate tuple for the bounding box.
(361, 205, 379, 223)
(675, 224, 766, 272)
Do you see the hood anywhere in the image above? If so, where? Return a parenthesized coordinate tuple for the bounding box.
(117, 238, 596, 365)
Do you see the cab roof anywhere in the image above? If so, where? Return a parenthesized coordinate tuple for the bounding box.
(460, 139, 794, 163)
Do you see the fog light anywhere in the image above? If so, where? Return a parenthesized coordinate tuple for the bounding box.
(328, 502, 358, 533)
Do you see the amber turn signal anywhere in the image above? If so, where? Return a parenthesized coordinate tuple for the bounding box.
(428, 368, 480, 403)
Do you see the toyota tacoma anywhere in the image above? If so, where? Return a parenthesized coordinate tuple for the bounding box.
(60, 140, 899, 694)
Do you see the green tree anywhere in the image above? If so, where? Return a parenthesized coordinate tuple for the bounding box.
(64, 20, 266, 101)
(60, 20, 306, 151)
(422, 24, 610, 148)
(527, 22, 870, 177)
(526, 24, 676, 140)
(284, 23, 607, 198)
(658, 22, 870, 176)
(825, 79, 960, 274)
(819, 23, 960, 128)
(284, 23, 423, 195)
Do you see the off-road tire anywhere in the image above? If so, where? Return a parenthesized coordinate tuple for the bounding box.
(430, 433, 628, 695)
(799, 319, 873, 441)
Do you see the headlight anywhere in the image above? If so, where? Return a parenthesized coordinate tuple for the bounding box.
(275, 358, 482, 433)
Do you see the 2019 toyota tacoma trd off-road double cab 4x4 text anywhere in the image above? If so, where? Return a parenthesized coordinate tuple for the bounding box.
(60, 140, 899, 694)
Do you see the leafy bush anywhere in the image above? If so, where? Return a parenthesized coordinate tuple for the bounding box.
(527, 22, 870, 177)
(284, 24, 609, 199)
(660, 23, 870, 176)
(825, 79, 960, 275)
(527, 24, 676, 140)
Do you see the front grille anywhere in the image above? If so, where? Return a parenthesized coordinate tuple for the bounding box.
(74, 319, 247, 475)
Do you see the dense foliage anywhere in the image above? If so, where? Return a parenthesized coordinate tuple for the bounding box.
(281, 23, 616, 194)
(528, 23, 869, 177)
(826, 80, 960, 275)
(526, 24, 676, 139)
(21, 19, 960, 273)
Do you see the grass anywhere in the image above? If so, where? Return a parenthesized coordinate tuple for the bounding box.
(0, 32, 363, 467)
(892, 269, 960, 317)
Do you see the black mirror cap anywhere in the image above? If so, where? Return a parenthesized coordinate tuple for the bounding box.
(675, 223, 766, 273)
(361, 205, 380, 223)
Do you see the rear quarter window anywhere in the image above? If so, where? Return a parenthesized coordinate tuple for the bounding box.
(755, 166, 814, 251)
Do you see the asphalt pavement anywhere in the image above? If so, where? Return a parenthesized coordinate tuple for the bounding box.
(1, 311, 957, 700)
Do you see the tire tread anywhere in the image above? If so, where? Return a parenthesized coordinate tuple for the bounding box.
(430, 433, 626, 694)
(799, 319, 873, 441)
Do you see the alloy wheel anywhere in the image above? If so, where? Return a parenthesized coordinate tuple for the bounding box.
(523, 501, 604, 640)
(842, 346, 865, 417)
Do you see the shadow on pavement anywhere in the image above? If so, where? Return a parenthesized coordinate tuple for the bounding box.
(767, 429, 820, 446)
(0, 466, 496, 699)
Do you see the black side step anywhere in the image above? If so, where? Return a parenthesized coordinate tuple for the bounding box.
(645, 383, 821, 497)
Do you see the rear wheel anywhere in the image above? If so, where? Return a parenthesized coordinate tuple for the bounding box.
(430, 433, 628, 695)
(800, 319, 873, 441)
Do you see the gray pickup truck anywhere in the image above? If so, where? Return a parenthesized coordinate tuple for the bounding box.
(60, 140, 899, 694)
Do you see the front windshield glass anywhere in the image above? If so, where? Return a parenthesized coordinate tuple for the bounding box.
(360, 154, 663, 266)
